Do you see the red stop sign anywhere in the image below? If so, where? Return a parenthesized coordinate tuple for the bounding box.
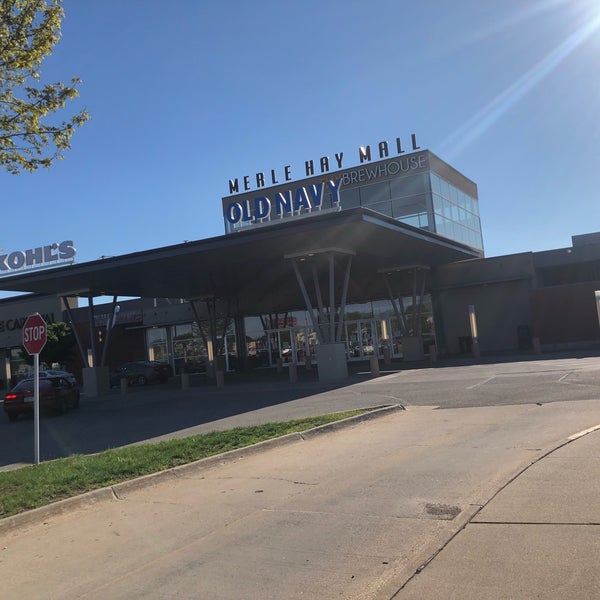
(23, 313, 47, 355)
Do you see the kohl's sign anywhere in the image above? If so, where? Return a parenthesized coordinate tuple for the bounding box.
(0, 240, 76, 276)
(225, 179, 342, 226)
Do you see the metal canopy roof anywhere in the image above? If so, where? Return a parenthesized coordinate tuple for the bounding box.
(0, 208, 479, 315)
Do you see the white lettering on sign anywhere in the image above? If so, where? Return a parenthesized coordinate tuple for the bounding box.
(23, 325, 46, 343)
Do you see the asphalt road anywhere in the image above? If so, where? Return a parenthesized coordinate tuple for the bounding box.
(3, 352, 600, 468)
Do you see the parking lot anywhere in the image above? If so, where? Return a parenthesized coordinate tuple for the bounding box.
(3, 351, 600, 469)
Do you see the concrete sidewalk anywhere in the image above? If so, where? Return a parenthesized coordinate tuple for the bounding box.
(393, 426, 600, 599)
(2, 393, 600, 598)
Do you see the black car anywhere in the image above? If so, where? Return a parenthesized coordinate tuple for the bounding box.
(4, 376, 80, 422)
(110, 361, 173, 387)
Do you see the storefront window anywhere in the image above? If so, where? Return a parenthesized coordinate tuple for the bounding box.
(172, 323, 207, 373)
(146, 327, 168, 363)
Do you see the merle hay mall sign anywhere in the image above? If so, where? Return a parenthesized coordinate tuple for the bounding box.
(226, 133, 421, 195)
(0, 240, 76, 276)
(22, 313, 47, 355)
(223, 133, 421, 227)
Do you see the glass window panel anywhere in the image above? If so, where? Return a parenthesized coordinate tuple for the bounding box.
(449, 185, 458, 203)
(431, 173, 441, 194)
(359, 181, 391, 208)
(392, 199, 427, 218)
(440, 178, 450, 199)
(433, 193, 443, 213)
(390, 173, 428, 198)
(341, 187, 361, 209)
(368, 200, 393, 217)
(400, 214, 420, 228)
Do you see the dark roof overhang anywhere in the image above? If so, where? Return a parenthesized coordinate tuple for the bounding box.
(0, 208, 479, 315)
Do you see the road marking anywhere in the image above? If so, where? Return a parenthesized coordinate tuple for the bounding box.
(466, 376, 495, 390)
(558, 372, 572, 382)
(568, 424, 600, 440)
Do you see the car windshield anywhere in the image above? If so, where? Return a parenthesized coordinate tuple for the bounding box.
(12, 379, 52, 391)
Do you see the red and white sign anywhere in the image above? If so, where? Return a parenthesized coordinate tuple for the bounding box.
(23, 313, 47, 355)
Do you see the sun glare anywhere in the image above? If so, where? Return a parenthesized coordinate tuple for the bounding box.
(439, 0, 600, 158)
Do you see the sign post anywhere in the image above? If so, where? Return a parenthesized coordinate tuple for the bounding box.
(22, 313, 47, 465)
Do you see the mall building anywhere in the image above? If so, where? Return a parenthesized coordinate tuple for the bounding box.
(1, 136, 600, 390)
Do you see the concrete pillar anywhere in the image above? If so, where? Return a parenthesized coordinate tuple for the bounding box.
(120, 377, 128, 395)
(316, 343, 348, 382)
(83, 367, 110, 398)
(402, 335, 425, 361)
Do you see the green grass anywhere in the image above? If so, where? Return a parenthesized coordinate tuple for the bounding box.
(0, 410, 366, 519)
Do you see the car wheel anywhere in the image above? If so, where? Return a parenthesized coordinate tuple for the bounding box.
(7, 412, 19, 422)
(137, 375, 148, 386)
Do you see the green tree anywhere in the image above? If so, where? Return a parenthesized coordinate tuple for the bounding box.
(39, 321, 75, 366)
(0, 0, 89, 174)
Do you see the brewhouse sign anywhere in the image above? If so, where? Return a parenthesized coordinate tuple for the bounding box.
(227, 133, 420, 195)
(0, 240, 76, 277)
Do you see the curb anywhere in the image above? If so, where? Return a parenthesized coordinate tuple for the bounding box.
(0, 404, 404, 533)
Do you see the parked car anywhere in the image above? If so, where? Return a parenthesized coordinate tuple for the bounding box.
(39, 369, 78, 386)
(110, 361, 173, 387)
(4, 376, 80, 422)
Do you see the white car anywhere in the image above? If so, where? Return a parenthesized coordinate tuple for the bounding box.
(39, 369, 78, 386)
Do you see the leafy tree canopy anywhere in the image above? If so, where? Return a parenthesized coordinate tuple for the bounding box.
(21, 321, 75, 367)
(0, 0, 90, 174)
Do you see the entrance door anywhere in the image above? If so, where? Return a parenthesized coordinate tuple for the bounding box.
(358, 320, 377, 357)
(266, 329, 294, 365)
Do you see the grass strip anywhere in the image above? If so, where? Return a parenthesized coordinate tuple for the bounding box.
(0, 410, 366, 519)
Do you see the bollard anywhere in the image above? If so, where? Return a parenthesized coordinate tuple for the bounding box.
(216, 370, 224, 388)
(305, 354, 312, 371)
(181, 372, 190, 389)
(276, 357, 283, 374)
(532, 337, 541, 354)
(383, 347, 391, 365)
(120, 377, 128, 395)
(472, 340, 481, 359)
(429, 344, 437, 363)
(369, 356, 380, 376)
(289, 362, 298, 383)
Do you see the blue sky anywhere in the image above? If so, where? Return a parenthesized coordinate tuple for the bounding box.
(2, 0, 600, 269)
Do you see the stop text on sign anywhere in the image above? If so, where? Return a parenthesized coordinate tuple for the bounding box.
(23, 324, 46, 344)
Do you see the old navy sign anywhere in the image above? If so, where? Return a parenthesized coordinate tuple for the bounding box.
(227, 133, 420, 195)
(225, 179, 342, 225)
(0, 240, 76, 277)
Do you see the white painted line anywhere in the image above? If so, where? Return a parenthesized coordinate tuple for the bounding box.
(466, 376, 495, 390)
(568, 424, 600, 441)
(558, 372, 572, 382)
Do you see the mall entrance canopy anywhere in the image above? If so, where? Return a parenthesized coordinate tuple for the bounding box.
(0, 208, 478, 309)
(0, 208, 479, 382)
